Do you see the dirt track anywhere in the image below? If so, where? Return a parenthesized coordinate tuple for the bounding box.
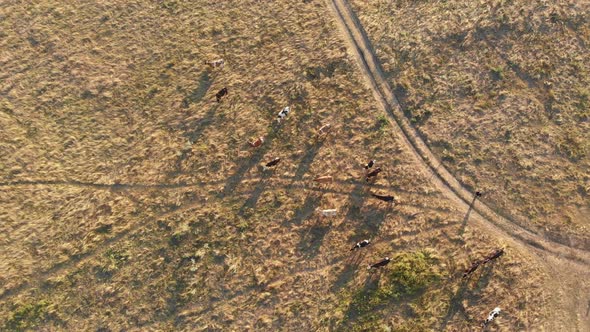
(327, 0, 590, 330)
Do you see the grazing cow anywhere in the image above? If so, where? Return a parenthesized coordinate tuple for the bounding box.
(364, 160, 375, 170)
(313, 175, 333, 184)
(351, 239, 370, 251)
(206, 59, 225, 69)
(371, 193, 395, 203)
(475, 191, 483, 197)
(263, 157, 281, 171)
(462, 260, 481, 279)
(368, 257, 391, 269)
(483, 307, 501, 327)
(482, 248, 504, 264)
(365, 167, 382, 181)
(316, 123, 332, 137)
(216, 87, 228, 102)
(321, 209, 338, 217)
(277, 106, 290, 123)
(248, 136, 264, 148)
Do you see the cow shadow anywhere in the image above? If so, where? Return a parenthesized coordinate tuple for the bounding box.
(283, 194, 321, 227)
(297, 221, 330, 259)
(331, 250, 367, 291)
(237, 170, 274, 218)
(181, 71, 213, 108)
(458, 194, 478, 236)
(439, 281, 470, 331)
(290, 139, 326, 185)
(167, 104, 219, 178)
(342, 272, 383, 325)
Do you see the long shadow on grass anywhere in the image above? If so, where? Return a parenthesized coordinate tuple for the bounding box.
(283, 194, 321, 227)
(290, 139, 326, 185)
(168, 104, 220, 178)
(181, 71, 213, 108)
(439, 281, 470, 331)
(237, 170, 274, 217)
(332, 250, 367, 291)
(342, 272, 383, 325)
(298, 220, 330, 259)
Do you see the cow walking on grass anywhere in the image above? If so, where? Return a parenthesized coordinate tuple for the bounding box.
(351, 240, 370, 251)
(216, 87, 228, 102)
(205, 59, 225, 69)
(482, 307, 501, 328)
(371, 193, 395, 204)
(263, 157, 281, 171)
(248, 136, 264, 148)
(368, 257, 391, 269)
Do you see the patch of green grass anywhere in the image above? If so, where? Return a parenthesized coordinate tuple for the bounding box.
(4, 300, 50, 331)
(345, 251, 442, 329)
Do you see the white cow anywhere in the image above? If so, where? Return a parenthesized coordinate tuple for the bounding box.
(320, 209, 337, 217)
(206, 59, 224, 69)
(483, 307, 501, 327)
(277, 106, 290, 123)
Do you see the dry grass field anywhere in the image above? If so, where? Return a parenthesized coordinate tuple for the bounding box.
(0, 0, 582, 331)
(348, 0, 590, 248)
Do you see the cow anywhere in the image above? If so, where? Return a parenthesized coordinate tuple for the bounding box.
(248, 136, 264, 148)
(482, 248, 504, 264)
(462, 260, 481, 279)
(206, 59, 225, 69)
(313, 175, 333, 184)
(482, 307, 501, 327)
(371, 193, 395, 203)
(277, 106, 290, 123)
(320, 209, 338, 217)
(351, 239, 370, 251)
(475, 191, 483, 198)
(368, 257, 391, 269)
(365, 167, 382, 182)
(216, 87, 228, 102)
(364, 160, 375, 170)
(263, 157, 281, 171)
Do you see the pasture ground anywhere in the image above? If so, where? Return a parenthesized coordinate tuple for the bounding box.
(0, 0, 575, 330)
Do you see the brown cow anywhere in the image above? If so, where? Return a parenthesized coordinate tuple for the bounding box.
(248, 136, 264, 148)
(313, 175, 333, 184)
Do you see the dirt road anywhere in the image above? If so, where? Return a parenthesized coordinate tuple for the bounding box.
(327, 0, 590, 329)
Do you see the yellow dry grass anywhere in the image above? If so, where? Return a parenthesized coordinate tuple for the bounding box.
(0, 0, 556, 331)
(348, 0, 590, 247)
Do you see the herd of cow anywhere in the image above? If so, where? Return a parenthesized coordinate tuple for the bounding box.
(206, 58, 505, 329)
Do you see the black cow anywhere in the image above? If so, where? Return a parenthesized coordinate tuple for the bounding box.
(371, 193, 395, 203)
(216, 87, 228, 102)
(263, 157, 281, 171)
(364, 160, 375, 170)
(368, 257, 391, 269)
(350, 240, 370, 251)
(366, 167, 382, 181)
